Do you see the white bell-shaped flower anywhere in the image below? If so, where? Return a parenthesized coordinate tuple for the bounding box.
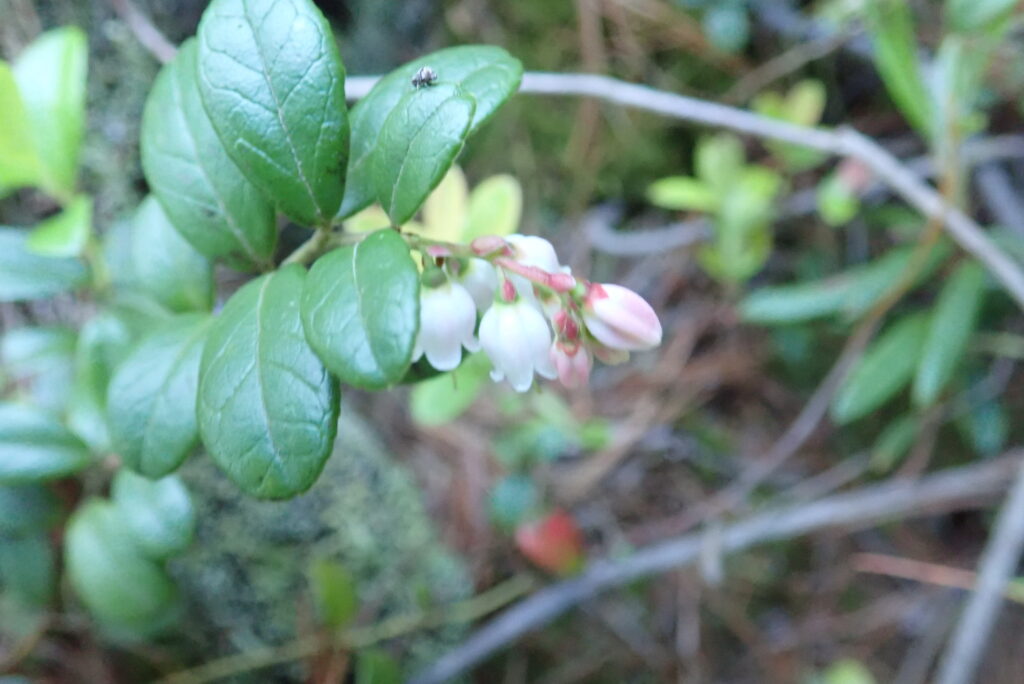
(479, 298, 557, 392)
(456, 258, 499, 313)
(413, 279, 480, 371)
(505, 234, 571, 302)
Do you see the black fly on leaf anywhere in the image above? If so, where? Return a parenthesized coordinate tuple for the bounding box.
(411, 66, 438, 89)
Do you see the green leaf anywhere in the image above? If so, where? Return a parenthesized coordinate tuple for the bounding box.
(199, 265, 340, 499)
(421, 165, 468, 242)
(110, 470, 195, 559)
(0, 533, 54, 608)
(865, 0, 932, 136)
(65, 499, 178, 635)
(131, 196, 214, 313)
(956, 397, 1007, 457)
(355, 650, 402, 684)
(373, 83, 476, 225)
(464, 174, 523, 241)
(67, 313, 134, 454)
(488, 474, 540, 531)
(0, 61, 43, 190)
(301, 230, 420, 389)
(410, 352, 490, 426)
(141, 39, 276, 270)
(12, 27, 87, 200)
(308, 558, 358, 631)
(947, 0, 1016, 32)
(913, 262, 986, 406)
(870, 414, 918, 473)
(0, 485, 60, 537)
(646, 176, 718, 212)
(339, 45, 523, 219)
(1, 326, 76, 413)
(0, 403, 91, 484)
(26, 195, 91, 257)
(107, 315, 209, 478)
(0, 227, 87, 301)
(196, 0, 349, 226)
(831, 312, 929, 425)
(816, 172, 860, 227)
(695, 133, 745, 195)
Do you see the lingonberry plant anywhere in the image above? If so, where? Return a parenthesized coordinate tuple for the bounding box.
(0, 0, 661, 635)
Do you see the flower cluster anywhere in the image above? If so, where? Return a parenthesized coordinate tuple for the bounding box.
(413, 234, 663, 392)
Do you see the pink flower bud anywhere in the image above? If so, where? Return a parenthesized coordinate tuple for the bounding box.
(551, 343, 591, 388)
(583, 283, 662, 351)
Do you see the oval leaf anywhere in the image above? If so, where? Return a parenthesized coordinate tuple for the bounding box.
(110, 470, 195, 559)
(913, 261, 986, 407)
(199, 265, 340, 498)
(132, 196, 214, 313)
(0, 402, 91, 484)
(26, 195, 91, 257)
(0, 61, 43, 191)
(67, 313, 134, 454)
(142, 39, 276, 269)
(12, 27, 87, 200)
(0, 484, 60, 537)
(107, 315, 209, 478)
(831, 312, 929, 425)
(65, 499, 178, 634)
(197, 0, 349, 226)
(0, 533, 54, 607)
(339, 45, 522, 219)
(301, 229, 419, 389)
(0, 227, 87, 301)
(373, 83, 476, 225)
(464, 174, 523, 241)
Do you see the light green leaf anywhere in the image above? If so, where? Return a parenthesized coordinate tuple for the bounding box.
(865, 0, 932, 136)
(197, 0, 349, 226)
(695, 133, 745, 195)
(1, 326, 76, 413)
(26, 195, 91, 257)
(355, 650, 402, 684)
(198, 266, 340, 499)
(107, 315, 209, 478)
(0, 61, 43, 190)
(464, 174, 523, 240)
(0, 533, 54, 608)
(0, 485, 59, 537)
(373, 83, 476, 225)
(913, 262, 986, 406)
(0, 403, 91, 484)
(0, 227, 87, 301)
(65, 499, 178, 635)
(947, 0, 1016, 32)
(410, 353, 490, 426)
(131, 196, 214, 313)
(421, 165, 468, 242)
(831, 312, 929, 425)
(141, 39, 276, 269)
(646, 176, 718, 212)
(301, 230, 420, 389)
(110, 470, 195, 559)
(308, 558, 358, 631)
(870, 414, 918, 473)
(12, 26, 87, 200)
(67, 313, 134, 454)
(338, 45, 522, 219)
(816, 172, 860, 227)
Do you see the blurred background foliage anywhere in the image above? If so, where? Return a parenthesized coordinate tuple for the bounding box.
(3, 0, 1024, 681)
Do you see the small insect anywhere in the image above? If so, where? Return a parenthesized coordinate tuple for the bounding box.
(411, 66, 438, 89)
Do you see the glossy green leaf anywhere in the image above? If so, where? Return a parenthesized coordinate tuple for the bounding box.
(865, 0, 932, 136)
(107, 315, 209, 478)
(197, 0, 349, 226)
(913, 262, 986, 406)
(1, 326, 75, 413)
(646, 176, 717, 212)
(26, 195, 91, 257)
(308, 558, 358, 631)
(0, 227, 87, 301)
(339, 45, 523, 218)
(947, 0, 1016, 32)
(131, 196, 214, 313)
(831, 313, 929, 425)
(12, 27, 87, 200)
(141, 39, 276, 270)
(0, 403, 91, 484)
(199, 266, 340, 499)
(301, 230, 420, 389)
(67, 313, 134, 454)
(110, 470, 195, 559)
(65, 499, 178, 635)
(0, 61, 43, 190)
(0, 533, 54, 607)
(464, 174, 523, 240)
(373, 83, 476, 225)
(410, 353, 490, 426)
(0, 485, 59, 537)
